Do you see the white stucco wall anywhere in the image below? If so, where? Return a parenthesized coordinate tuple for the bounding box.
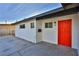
(15, 19, 37, 43)
(36, 20, 43, 43)
(39, 13, 79, 50)
(42, 18, 57, 44)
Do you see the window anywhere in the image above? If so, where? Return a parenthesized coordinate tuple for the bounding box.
(20, 24, 25, 29)
(30, 22, 34, 28)
(45, 22, 53, 28)
(45, 23, 49, 28)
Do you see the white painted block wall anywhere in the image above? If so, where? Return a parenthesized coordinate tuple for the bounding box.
(15, 19, 37, 43)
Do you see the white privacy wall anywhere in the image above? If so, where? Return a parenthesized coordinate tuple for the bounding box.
(15, 19, 37, 43)
(40, 13, 79, 50)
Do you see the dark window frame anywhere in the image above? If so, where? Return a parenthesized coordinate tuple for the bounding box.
(20, 24, 25, 29)
(30, 22, 34, 28)
(45, 22, 53, 28)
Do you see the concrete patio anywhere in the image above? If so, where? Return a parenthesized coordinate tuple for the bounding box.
(0, 36, 78, 56)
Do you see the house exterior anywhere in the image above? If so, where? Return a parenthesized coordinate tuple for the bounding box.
(15, 18, 37, 43)
(0, 24, 15, 36)
(14, 3, 79, 54)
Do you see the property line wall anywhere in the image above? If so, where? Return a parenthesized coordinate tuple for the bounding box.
(0, 24, 15, 36)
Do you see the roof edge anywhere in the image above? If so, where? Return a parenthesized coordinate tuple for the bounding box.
(12, 7, 63, 25)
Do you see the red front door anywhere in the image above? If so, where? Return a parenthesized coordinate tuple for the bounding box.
(58, 19, 72, 47)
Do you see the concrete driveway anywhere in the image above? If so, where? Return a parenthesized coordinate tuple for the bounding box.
(0, 36, 78, 56)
